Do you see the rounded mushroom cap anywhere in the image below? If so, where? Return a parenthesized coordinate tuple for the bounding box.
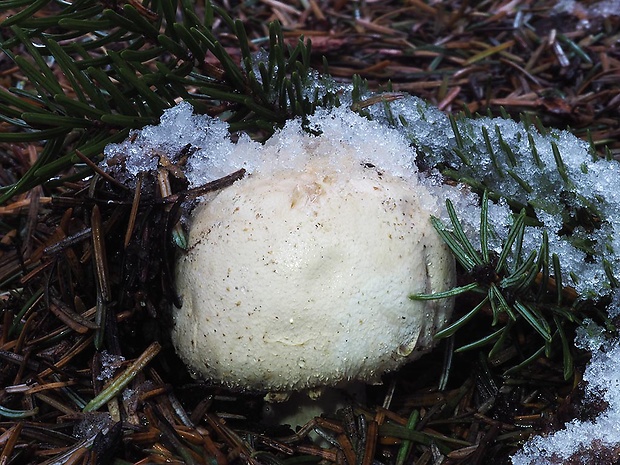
(172, 154, 456, 393)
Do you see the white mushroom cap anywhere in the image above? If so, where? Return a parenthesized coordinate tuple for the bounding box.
(172, 150, 455, 393)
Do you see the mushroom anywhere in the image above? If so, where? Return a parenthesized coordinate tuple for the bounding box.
(171, 137, 456, 396)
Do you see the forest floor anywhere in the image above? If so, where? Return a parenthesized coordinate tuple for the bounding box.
(1, 1, 620, 464)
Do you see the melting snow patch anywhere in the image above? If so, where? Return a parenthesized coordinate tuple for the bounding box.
(512, 317, 620, 464)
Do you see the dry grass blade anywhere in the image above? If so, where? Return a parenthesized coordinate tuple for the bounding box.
(75, 150, 128, 191)
(361, 419, 379, 465)
(48, 298, 98, 334)
(83, 342, 161, 412)
(36, 335, 94, 378)
(0, 422, 22, 465)
(91, 205, 111, 350)
(124, 174, 143, 249)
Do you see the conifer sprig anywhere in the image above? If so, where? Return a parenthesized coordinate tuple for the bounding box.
(0, 1, 339, 203)
(411, 192, 581, 379)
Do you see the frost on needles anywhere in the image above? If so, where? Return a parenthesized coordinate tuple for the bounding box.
(363, 94, 619, 300)
(103, 90, 620, 302)
(511, 320, 620, 464)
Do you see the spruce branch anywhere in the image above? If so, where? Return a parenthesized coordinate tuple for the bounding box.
(411, 192, 581, 378)
(0, 1, 341, 203)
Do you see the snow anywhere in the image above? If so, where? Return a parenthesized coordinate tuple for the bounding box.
(512, 318, 620, 464)
(101, 85, 620, 463)
(369, 101, 620, 298)
(73, 412, 113, 439)
(552, 0, 620, 30)
(96, 350, 125, 381)
(101, 97, 508, 251)
(553, 0, 620, 18)
(103, 102, 239, 187)
(103, 101, 420, 188)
